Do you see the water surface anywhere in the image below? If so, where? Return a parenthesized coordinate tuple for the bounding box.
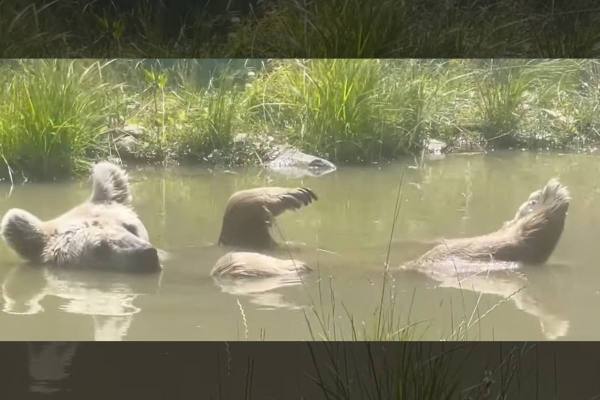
(1, 151, 599, 340)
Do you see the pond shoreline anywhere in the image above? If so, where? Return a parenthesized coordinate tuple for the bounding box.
(2, 146, 599, 185)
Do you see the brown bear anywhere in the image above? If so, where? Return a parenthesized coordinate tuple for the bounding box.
(214, 186, 318, 278)
(0, 162, 161, 272)
(406, 178, 570, 269)
(218, 187, 318, 250)
(211, 251, 311, 310)
(211, 251, 312, 278)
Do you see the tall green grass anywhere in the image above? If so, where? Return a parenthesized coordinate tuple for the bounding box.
(172, 70, 244, 161)
(247, 59, 388, 162)
(540, 59, 600, 149)
(128, 63, 251, 164)
(2, 59, 600, 180)
(472, 59, 584, 148)
(306, 342, 543, 399)
(0, 59, 119, 181)
(245, 59, 458, 163)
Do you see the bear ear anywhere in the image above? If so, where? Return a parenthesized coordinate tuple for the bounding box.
(1, 209, 47, 263)
(89, 162, 132, 205)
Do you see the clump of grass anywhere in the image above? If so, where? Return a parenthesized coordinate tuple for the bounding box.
(109, 60, 258, 165)
(303, 272, 423, 342)
(173, 72, 242, 161)
(246, 59, 468, 163)
(145, 65, 255, 165)
(0, 59, 119, 181)
(75, 0, 234, 57)
(0, 0, 249, 58)
(229, 0, 397, 57)
(527, 0, 600, 57)
(472, 59, 584, 148)
(246, 60, 425, 163)
(539, 59, 600, 149)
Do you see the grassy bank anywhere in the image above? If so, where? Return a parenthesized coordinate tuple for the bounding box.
(2, 58, 600, 181)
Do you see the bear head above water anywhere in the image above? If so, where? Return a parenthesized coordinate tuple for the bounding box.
(1, 162, 161, 273)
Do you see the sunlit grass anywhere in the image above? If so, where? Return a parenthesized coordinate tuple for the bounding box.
(244, 59, 462, 163)
(172, 71, 243, 161)
(131, 63, 251, 164)
(246, 59, 390, 162)
(0, 59, 119, 180)
(2, 59, 600, 180)
(472, 59, 585, 148)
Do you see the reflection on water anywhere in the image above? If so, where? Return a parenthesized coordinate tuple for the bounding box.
(213, 273, 311, 311)
(2, 265, 161, 340)
(1, 151, 600, 340)
(401, 260, 570, 340)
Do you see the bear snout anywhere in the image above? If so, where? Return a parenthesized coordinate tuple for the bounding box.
(130, 246, 161, 272)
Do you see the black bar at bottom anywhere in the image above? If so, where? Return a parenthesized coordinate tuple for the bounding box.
(0, 341, 598, 399)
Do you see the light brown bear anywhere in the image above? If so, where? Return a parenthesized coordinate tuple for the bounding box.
(211, 251, 312, 278)
(406, 178, 570, 269)
(214, 187, 318, 277)
(1, 162, 161, 272)
(218, 187, 318, 250)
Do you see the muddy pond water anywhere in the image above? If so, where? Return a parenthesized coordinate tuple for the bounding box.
(1, 151, 599, 341)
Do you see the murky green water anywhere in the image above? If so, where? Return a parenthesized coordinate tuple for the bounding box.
(1, 151, 599, 341)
